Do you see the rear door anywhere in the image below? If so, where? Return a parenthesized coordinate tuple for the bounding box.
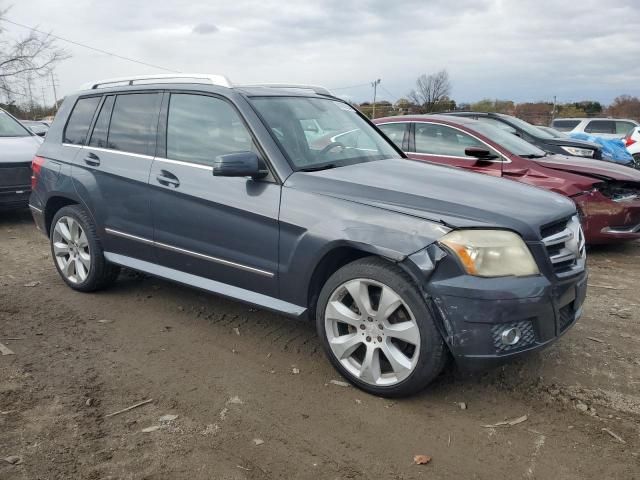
(72, 92, 162, 263)
(149, 92, 280, 297)
(408, 122, 504, 177)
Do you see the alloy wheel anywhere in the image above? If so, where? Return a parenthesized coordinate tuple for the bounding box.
(324, 278, 421, 386)
(52, 216, 91, 284)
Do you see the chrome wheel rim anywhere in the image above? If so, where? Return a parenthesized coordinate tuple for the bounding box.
(324, 278, 421, 387)
(52, 216, 91, 284)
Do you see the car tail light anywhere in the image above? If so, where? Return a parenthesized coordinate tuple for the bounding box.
(31, 156, 45, 189)
(625, 137, 636, 147)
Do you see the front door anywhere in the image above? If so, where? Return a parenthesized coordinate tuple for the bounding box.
(408, 122, 504, 177)
(149, 92, 280, 297)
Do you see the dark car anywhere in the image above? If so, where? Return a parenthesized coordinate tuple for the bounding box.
(443, 112, 607, 161)
(374, 115, 640, 244)
(0, 108, 43, 210)
(30, 74, 586, 397)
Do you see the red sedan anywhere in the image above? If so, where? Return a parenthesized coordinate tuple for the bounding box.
(373, 115, 640, 244)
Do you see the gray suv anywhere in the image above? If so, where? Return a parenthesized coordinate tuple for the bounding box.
(29, 74, 587, 397)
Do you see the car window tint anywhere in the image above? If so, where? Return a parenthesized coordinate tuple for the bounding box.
(63, 96, 101, 145)
(414, 123, 485, 157)
(167, 94, 255, 165)
(551, 119, 580, 131)
(475, 117, 517, 134)
(585, 120, 615, 134)
(89, 96, 115, 148)
(615, 121, 635, 135)
(378, 123, 407, 148)
(108, 93, 162, 156)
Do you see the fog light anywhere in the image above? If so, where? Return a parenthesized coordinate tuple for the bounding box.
(500, 327, 522, 346)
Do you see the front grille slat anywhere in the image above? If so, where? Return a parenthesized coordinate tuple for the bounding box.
(541, 216, 585, 276)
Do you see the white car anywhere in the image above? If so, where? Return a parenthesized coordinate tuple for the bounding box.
(551, 117, 639, 139)
(624, 127, 640, 167)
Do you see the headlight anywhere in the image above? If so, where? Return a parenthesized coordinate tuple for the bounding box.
(560, 146, 595, 158)
(440, 230, 540, 277)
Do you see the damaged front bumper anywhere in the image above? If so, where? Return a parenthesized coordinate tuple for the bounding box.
(405, 244, 587, 370)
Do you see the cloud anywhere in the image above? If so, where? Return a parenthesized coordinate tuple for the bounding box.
(2, 0, 639, 105)
(192, 22, 219, 35)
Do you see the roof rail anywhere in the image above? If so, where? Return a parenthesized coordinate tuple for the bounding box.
(80, 74, 232, 90)
(240, 83, 333, 96)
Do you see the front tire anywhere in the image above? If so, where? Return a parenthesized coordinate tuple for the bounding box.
(50, 205, 120, 292)
(316, 257, 447, 397)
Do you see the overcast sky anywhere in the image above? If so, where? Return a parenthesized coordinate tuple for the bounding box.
(3, 0, 639, 106)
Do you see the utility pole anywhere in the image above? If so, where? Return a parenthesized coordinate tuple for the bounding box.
(50, 71, 59, 112)
(552, 95, 557, 121)
(371, 79, 381, 119)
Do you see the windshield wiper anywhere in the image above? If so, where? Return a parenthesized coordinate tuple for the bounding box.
(299, 163, 338, 172)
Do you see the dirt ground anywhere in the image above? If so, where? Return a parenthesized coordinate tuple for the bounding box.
(0, 209, 639, 480)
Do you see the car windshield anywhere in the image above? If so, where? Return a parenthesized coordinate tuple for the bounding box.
(250, 96, 401, 171)
(498, 114, 555, 139)
(472, 122, 547, 158)
(0, 111, 31, 137)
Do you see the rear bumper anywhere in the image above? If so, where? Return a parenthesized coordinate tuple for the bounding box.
(0, 186, 30, 210)
(423, 263, 587, 370)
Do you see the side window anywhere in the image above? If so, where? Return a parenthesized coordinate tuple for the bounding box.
(167, 94, 256, 165)
(89, 96, 115, 148)
(551, 120, 580, 131)
(108, 93, 162, 156)
(63, 96, 101, 145)
(615, 121, 635, 135)
(378, 123, 407, 148)
(585, 120, 615, 134)
(414, 123, 487, 157)
(475, 117, 517, 134)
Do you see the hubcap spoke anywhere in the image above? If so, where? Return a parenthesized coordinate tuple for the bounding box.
(381, 340, 413, 375)
(325, 299, 361, 327)
(68, 218, 79, 242)
(329, 334, 362, 360)
(75, 258, 87, 281)
(359, 346, 382, 384)
(53, 241, 70, 256)
(77, 231, 89, 248)
(63, 256, 75, 278)
(344, 280, 374, 317)
(376, 286, 402, 321)
(55, 221, 72, 242)
(384, 321, 420, 346)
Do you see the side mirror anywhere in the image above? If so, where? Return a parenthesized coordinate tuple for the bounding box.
(465, 146, 499, 161)
(36, 131, 46, 137)
(213, 152, 267, 179)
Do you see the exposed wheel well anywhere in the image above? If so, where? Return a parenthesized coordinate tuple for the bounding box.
(307, 246, 371, 317)
(45, 197, 78, 236)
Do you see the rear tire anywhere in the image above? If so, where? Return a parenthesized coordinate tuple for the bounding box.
(316, 256, 447, 397)
(632, 153, 640, 170)
(50, 205, 120, 292)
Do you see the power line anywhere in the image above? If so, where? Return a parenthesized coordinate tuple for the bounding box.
(0, 17, 180, 73)
(379, 85, 398, 101)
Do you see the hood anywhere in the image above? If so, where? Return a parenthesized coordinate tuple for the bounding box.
(543, 137, 601, 151)
(0, 135, 42, 164)
(285, 159, 576, 241)
(533, 154, 640, 183)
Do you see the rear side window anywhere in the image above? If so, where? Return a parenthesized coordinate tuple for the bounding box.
(166, 93, 256, 165)
(615, 121, 635, 135)
(64, 96, 101, 145)
(89, 96, 115, 148)
(585, 120, 615, 134)
(378, 123, 408, 148)
(414, 123, 488, 157)
(108, 93, 162, 156)
(551, 119, 580, 131)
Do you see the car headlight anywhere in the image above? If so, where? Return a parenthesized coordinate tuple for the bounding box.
(560, 146, 595, 158)
(440, 230, 540, 277)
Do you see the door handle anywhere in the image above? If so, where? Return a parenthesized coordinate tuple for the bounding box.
(156, 170, 180, 188)
(84, 152, 100, 166)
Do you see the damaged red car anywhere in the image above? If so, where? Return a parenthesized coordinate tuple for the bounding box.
(374, 115, 640, 244)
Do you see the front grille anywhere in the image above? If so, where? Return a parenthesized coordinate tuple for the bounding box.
(490, 320, 536, 353)
(541, 216, 585, 276)
(558, 303, 575, 332)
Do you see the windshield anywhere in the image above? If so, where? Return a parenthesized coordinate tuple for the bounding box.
(250, 97, 401, 170)
(498, 114, 555, 139)
(472, 122, 547, 157)
(0, 111, 31, 137)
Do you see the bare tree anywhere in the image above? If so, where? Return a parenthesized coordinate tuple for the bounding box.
(408, 70, 452, 113)
(0, 7, 69, 99)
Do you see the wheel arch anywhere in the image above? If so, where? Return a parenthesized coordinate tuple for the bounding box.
(44, 195, 80, 236)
